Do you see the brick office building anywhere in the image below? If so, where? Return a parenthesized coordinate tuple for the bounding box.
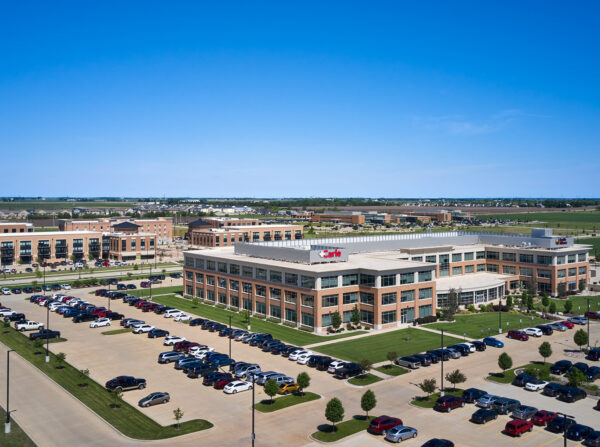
(59, 217, 173, 244)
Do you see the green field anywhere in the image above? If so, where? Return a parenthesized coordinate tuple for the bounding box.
(0, 201, 135, 210)
(536, 295, 600, 314)
(479, 211, 600, 229)
(425, 312, 547, 339)
(254, 392, 320, 413)
(348, 373, 382, 386)
(130, 286, 183, 298)
(0, 405, 37, 447)
(313, 327, 463, 363)
(579, 237, 600, 257)
(151, 295, 366, 346)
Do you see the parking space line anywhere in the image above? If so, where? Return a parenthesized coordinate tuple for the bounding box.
(536, 434, 564, 447)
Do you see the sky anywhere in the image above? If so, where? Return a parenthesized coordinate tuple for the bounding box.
(1, 1, 599, 198)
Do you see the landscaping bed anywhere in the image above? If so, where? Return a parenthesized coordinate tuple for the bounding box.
(348, 373, 382, 386)
(374, 364, 409, 376)
(311, 416, 374, 442)
(425, 312, 547, 339)
(411, 389, 464, 409)
(254, 392, 320, 413)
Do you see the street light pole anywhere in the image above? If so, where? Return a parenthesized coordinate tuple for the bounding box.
(45, 297, 50, 363)
(588, 297, 591, 350)
(149, 267, 152, 301)
(228, 315, 232, 359)
(440, 329, 445, 397)
(558, 413, 574, 447)
(5, 349, 15, 434)
(498, 294, 502, 334)
(251, 374, 255, 447)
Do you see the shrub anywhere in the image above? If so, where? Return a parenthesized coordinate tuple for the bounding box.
(267, 317, 281, 324)
(498, 352, 513, 376)
(467, 305, 476, 313)
(299, 326, 313, 332)
(282, 321, 296, 328)
(418, 378, 437, 398)
(415, 315, 438, 324)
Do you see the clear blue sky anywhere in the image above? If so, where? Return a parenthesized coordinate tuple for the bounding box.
(1, 1, 599, 198)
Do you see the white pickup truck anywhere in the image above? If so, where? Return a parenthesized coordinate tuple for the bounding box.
(15, 320, 44, 332)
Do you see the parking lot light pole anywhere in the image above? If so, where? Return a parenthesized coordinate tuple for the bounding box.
(559, 413, 574, 447)
(251, 374, 255, 447)
(440, 329, 444, 397)
(228, 315, 232, 359)
(149, 267, 152, 301)
(498, 294, 502, 334)
(587, 297, 591, 349)
(45, 299, 50, 363)
(108, 282, 111, 311)
(5, 349, 15, 434)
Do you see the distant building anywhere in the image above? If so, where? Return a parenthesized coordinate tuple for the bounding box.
(0, 222, 34, 233)
(58, 217, 173, 244)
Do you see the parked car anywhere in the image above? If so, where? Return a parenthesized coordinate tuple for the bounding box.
(523, 327, 543, 337)
(531, 410, 558, 426)
(413, 353, 436, 365)
(29, 329, 61, 340)
(105, 376, 146, 392)
(395, 356, 421, 369)
(568, 362, 589, 375)
(434, 396, 465, 412)
(470, 340, 487, 351)
(223, 380, 253, 394)
(512, 373, 536, 387)
(214, 376, 236, 389)
(542, 382, 566, 397)
(138, 392, 170, 407)
(558, 386, 587, 403)
(549, 322, 568, 332)
(483, 337, 504, 348)
(550, 360, 572, 375)
(367, 415, 403, 435)
(449, 344, 470, 356)
(524, 378, 548, 391)
(566, 424, 594, 441)
(586, 366, 600, 381)
(420, 440, 454, 447)
(132, 324, 155, 334)
(385, 425, 418, 443)
(505, 419, 533, 437)
(476, 394, 499, 408)
(560, 320, 575, 329)
(513, 405, 538, 420)
(163, 335, 186, 346)
(536, 325, 554, 335)
(278, 382, 300, 395)
(492, 398, 520, 415)
(334, 362, 363, 379)
(327, 360, 348, 374)
(158, 351, 185, 364)
(235, 364, 261, 378)
(148, 328, 169, 338)
(462, 388, 487, 404)
(587, 348, 600, 361)
(507, 330, 528, 341)
(470, 408, 498, 424)
(568, 316, 588, 325)
(90, 318, 111, 328)
(547, 416, 576, 433)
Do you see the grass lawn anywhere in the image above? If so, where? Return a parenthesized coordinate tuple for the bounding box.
(425, 312, 547, 339)
(130, 286, 183, 298)
(0, 405, 37, 447)
(313, 328, 463, 363)
(101, 328, 132, 335)
(311, 416, 374, 442)
(348, 373, 382, 386)
(411, 389, 464, 408)
(487, 361, 553, 384)
(254, 392, 320, 412)
(151, 295, 366, 346)
(0, 326, 212, 439)
(375, 364, 409, 376)
(535, 295, 600, 315)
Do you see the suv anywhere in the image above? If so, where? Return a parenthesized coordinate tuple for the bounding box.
(512, 373, 536, 387)
(158, 351, 185, 364)
(550, 360, 572, 375)
(367, 415, 403, 435)
(434, 396, 465, 413)
(395, 356, 421, 369)
(542, 382, 566, 397)
(492, 398, 520, 414)
(105, 376, 146, 392)
(513, 405, 538, 420)
(536, 325, 554, 336)
(507, 330, 528, 341)
(558, 386, 587, 403)
(462, 388, 487, 404)
(505, 419, 533, 437)
(547, 416, 576, 433)
(334, 363, 363, 379)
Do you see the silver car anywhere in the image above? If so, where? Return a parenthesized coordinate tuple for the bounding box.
(138, 392, 170, 407)
(476, 394, 499, 408)
(445, 348, 461, 359)
(549, 322, 567, 332)
(512, 405, 538, 420)
(385, 425, 418, 443)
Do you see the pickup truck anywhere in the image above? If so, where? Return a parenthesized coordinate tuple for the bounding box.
(15, 320, 44, 331)
(29, 329, 61, 340)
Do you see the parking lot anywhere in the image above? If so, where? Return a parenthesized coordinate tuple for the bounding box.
(3, 288, 600, 447)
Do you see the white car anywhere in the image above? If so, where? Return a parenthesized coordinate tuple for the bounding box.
(223, 380, 253, 394)
(1, 288, 11, 295)
(133, 324, 155, 334)
(525, 379, 549, 391)
(297, 353, 313, 364)
(60, 284, 71, 290)
(193, 348, 216, 359)
(289, 350, 312, 361)
(174, 314, 192, 322)
(327, 360, 346, 374)
(74, 262, 84, 269)
(189, 346, 213, 356)
(90, 318, 111, 328)
(523, 327, 543, 337)
(163, 335, 186, 346)
(463, 342, 477, 353)
(0, 308, 15, 317)
(164, 309, 184, 318)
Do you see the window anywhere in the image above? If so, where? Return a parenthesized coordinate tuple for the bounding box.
(206, 260, 215, 271)
(256, 268, 267, 281)
(255, 302, 266, 314)
(556, 256, 565, 265)
(322, 294, 338, 307)
(301, 294, 314, 307)
(579, 253, 587, 262)
(218, 277, 227, 289)
(343, 292, 358, 304)
(242, 266, 253, 278)
(411, 256, 423, 262)
(452, 253, 462, 262)
(255, 285, 266, 297)
(400, 272, 414, 284)
(568, 268, 576, 277)
(465, 265, 474, 273)
(229, 280, 239, 291)
(285, 291, 297, 304)
(418, 270, 432, 282)
(342, 274, 358, 286)
(206, 290, 215, 301)
(419, 288, 432, 300)
(503, 265, 516, 275)
(382, 310, 396, 324)
(477, 264, 485, 272)
(360, 292, 374, 305)
(302, 312, 314, 327)
(186, 285, 193, 295)
(218, 262, 227, 273)
(401, 308, 415, 323)
(270, 287, 281, 300)
(359, 274, 375, 287)
(539, 269, 553, 279)
(425, 255, 436, 263)
(486, 264, 499, 273)
(186, 271, 193, 281)
(452, 266, 462, 275)
(557, 269, 566, 278)
(121, 239, 127, 251)
(464, 252, 474, 261)
(381, 274, 396, 287)
(270, 305, 281, 319)
(382, 292, 397, 305)
(579, 266, 587, 275)
(270, 271, 282, 283)
(301, 276, 315, 289)
(401, 290, 414, 302)
(537, 255, 552, 265)
(360, 310, 374, 325)
(243, 298, 252, 311)
(343, 310, 353, 323)
(195, 273, 204, 283)
(131, 239, 136, 250)
(242, 282, 252, 294)
(486, 251, 499, 260)
(419, 305, 432, 317)
(502, 252, 516, 262)
(568, 254, 576, 264)
(321, 275, 339, 289)
(285, 272, 298, 286)
(321, 313, 332, 327)
(520, 267, 533, 277)
(476, 251, 485, 260)
(218, 293, 227, 304)
(206, 275, 215, 286)
(229, 264, 240, 275)
(285, 308, 297, 322)
(196, 288, 204, 299)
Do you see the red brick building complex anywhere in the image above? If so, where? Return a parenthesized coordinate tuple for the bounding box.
(183, 229, 590, 333)
(59, 217, 172, 244)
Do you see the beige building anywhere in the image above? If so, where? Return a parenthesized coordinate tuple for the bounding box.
(0, 222, 34, 233)
(58, 217, 173, 244)
(189, 225, 304, 248)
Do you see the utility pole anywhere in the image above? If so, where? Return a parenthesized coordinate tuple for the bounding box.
(228, 315, 232, 359)
(440, 329, 445, 397)
(251, 374, 256, 447)
(5, 349, 15, 434)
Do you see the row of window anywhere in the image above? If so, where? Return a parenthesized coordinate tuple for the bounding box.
(321, 288, 432, 307)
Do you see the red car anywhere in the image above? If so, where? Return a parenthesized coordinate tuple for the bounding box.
(585, 311, 600, 320)
(141, 303, 157, 312)
(214, 376, 236, 389)
(507, 330, 529, 341)
(92, 307, 107, 316)
(531, 410, 558, 426)
(174, 341, 195, 352)
(184, 342, 202, 353)
(140, 281, 151, 288)
(95, 289, 107, 296)
(367, 415, 403, 435)
(596, 400, 600, 411)
(102, 261, 110, 267)
(135, 300, 148, 309)
(560, 320, 575, 329)
(505, 419, 533, 437)
(434, 396, 465, 413)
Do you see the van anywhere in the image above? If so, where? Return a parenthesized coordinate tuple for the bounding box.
(157, 351, 185, 364)
(164, 309, 183, 318)
(74, 262, 84, 269)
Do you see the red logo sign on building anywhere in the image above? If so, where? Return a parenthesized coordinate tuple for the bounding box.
(555, 237, 567, 245)
(319, 249, 341, 258)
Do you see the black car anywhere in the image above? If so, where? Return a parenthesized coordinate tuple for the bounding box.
(558, 386, 587, 403)
(585, 430, 600, 446)
(536, 324, 554, 335)
(281, 346, 301, 358)
(568, 362, 589, 375)
(586, 366, 600, 381)
(105, 376, 146, 392)
(189, 318, 205, 326)
(547, 416, 576, 433)
(427, 349, 451, 361)
(307, 355, 331, 368)
(209, 323, 226, 333)
(187, 363, 218, 379)
(73, 313, 97, 323)
(269, 343, 288, 355)
(566, 424, 593, 441)
(202, 372, 231, 386)
(542, 382, 566, 397)
(471, 408, 498, 424)
(117, 284, 127, 290)
(29, 329, 61, 340)
(587, 348, 600, 361)
(449, 344, 470, 356)
(462, 388, 487, 404)
(550, 360, 573, 375)
(104, 311, 124, 320)
(420, 439, 454, 447)
(412, 353, 433, 366)
(4, 313, 26, 322)
(315, 356, 334, 370)
(219, 328, 233, 337)
(128, 298, 143, 306)
(334, 363, 363, 379)
(154, 305, 172, 314)
(512, 373, 536, 387)
(148, 328, 169, 338)
(23, 287, 34, 294)
(470, 340, 487, 351)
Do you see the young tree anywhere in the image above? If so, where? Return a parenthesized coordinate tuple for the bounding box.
(506, 295, 513, 308)
(331, 311, 342, 330)
(526, 295, 535, 311)
(55, 352, 66, 369)
(350, 305, 360, 327)
(192, 297, 199, 307)
(264, 378, 280, 402)
(173, 407, 184, 430)
(538, 342, 552, 364)
(386, 351, 397, 369)
(566, 367, 588, 387)
(549, 302, 557, 314)
(79, 368, 90, 387)
(558, 283, 567, 298)
(564, 299, 573, 313)
(498, 352, 513, 377)
(325, 398, 344, 430)
(361, 390, 377, 419)
(541, 295, 550, 309)
(359, 359, 372, 376)
(443, 288, 459, 320)
(445, 369, 466, 391)
(297, 372, 310, 397)
(418, 378, 437, 399)
(574, 329, 589, 351)
(114, 387, 123, 408)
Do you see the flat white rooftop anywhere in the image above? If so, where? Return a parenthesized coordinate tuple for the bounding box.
(435, 272, 513, 293)
(0, 230, 100, 237)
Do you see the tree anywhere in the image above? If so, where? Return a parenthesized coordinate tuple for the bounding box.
(55, 352, 66, 369)
(445, 369, 466, 391)
(264, 379, 279, 402)
(359, 359, 372, 376)
(506, 295, 513, 308)
(192, 297, 199, 307)
(443, 288, 459, 320)
(173, 407, 184, 430)
(79, 368, 90, 387)
(541, 295, 550, 309)
(538, 342, 552, 364)
(558, 283, 567, 298)
(361, 390, 377, 419)
(574, 329, 589, 350)
(386, 351, 397, 369)
(113, 387, 123, 408)
(331, 311, 342, 330)
(498, 352, 513, 376)
(526, 295, 534, 311)
(566, 367, 588, 387)
(418, 378, 437, 399)
(350, 305, 360, 327)
(564, 299, 573, 313)
(549, 302, 557, 314)
(297, 372, 310, 397)
(325, 398, 344, 430)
